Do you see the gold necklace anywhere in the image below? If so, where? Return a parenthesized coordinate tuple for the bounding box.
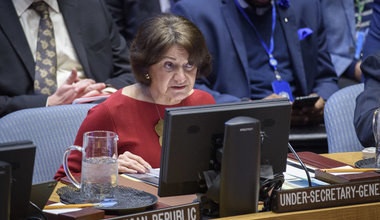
(153, 100, 185, 147)
(154, 103, 164, 147)
(143, 85, 165, 147)
(145, 85, 184, 147)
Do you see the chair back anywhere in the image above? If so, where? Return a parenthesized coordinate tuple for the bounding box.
(0, 104, 96, 184)
(324, 83, 364, 153)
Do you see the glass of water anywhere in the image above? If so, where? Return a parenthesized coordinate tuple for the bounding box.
(63, 131, 119, 202)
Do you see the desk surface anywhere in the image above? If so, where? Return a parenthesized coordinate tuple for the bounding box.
(49, 175, 196, 207)
(321, 151, 362, 167)
(48, 175, 197, 219)
(219, 201, 380, 220)
(219, 151, 380, 220)
(49, 152, 374, 220)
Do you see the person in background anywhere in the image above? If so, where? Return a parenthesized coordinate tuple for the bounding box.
(321, 0, 373, 88)
(362, 0, 380, 58)
(0, 0, 135, 117)
(54, 14, 215, 180)
(105, 0, 180, 46)
(354, 50, 380, 147)
(354, 0, 380, 147)
(172, 0, 339, 125)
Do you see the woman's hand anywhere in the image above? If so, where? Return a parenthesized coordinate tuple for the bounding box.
(117, 151, 152, 174)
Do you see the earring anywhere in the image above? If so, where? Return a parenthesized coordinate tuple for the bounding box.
(145, 74, 150, 80)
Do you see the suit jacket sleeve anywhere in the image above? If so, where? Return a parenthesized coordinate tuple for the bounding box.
(173, 3, 242, 103)
(320, 0, 355, 77)
(311, 1, 340, 101)
(194, 83, 242, 103)
(0, 94, 49, 117)
(97, 0, 136, 89)
(104, 0, 140, 46)
(363, 0, 380, 59)
(0, 0, 135, 117)
(296, 0, 339, 100)
(354, 50, 380, 147)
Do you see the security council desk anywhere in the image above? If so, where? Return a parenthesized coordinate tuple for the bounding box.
(48, 152, 380, 220)
(218, 151, 380, 220)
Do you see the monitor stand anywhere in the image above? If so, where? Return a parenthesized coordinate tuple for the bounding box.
(197, 116, 261, 218)
(0, 161, 11, 220)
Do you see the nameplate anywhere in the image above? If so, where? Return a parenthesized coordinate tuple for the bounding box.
(107, 203, 200, 220)
(271, 178, 380, 212)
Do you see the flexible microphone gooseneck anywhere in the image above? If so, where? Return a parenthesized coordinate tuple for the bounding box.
(287, 142, 312, 187)
(28, 201, 47, 220)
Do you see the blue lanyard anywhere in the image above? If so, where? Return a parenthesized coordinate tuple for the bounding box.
(234, 0, 281, 80)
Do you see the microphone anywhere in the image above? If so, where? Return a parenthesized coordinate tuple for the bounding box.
(28, 200, 47, 220)
(287, 142, 312, 187)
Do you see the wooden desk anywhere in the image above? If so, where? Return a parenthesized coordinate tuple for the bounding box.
(47, 175, 196, 219)
(49, 175, 196, 206)
(48, 152, 374, 220)
(219, 151, 380, 220)
(321, 151, 362, 167)
(219, 202, 380, 220)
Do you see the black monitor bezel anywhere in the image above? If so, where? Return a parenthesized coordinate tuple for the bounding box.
(158, 98, 291, 197)
(0, 140, 36, 220)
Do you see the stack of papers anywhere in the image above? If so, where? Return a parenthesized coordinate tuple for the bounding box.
(121, 164, 329, 190)
(283, 159, 329, 190)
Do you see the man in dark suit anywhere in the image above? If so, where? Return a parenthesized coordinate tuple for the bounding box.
(354, 0, 380, 147)
(354, 50, 380, 147)
(105, 0, 176, 46)
(363, 0, 380, 59)
(321, 0, 373, 88)
(173, 0, 339, 124)
(0, 0, 135, 117)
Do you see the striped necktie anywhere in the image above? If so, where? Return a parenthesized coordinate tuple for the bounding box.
(31, 1, 57, 95)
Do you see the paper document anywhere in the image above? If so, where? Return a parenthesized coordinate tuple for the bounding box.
(43, 203, 81, 215)
(122, 168, 160, 187)
(283, 159, 328, 189)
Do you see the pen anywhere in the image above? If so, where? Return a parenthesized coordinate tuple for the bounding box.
(43, 203, 96, 210)
(320, 168, 380, 173)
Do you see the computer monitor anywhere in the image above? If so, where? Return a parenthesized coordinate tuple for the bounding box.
(0, 141, 36, 220)
(158, 98, 291, 216)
